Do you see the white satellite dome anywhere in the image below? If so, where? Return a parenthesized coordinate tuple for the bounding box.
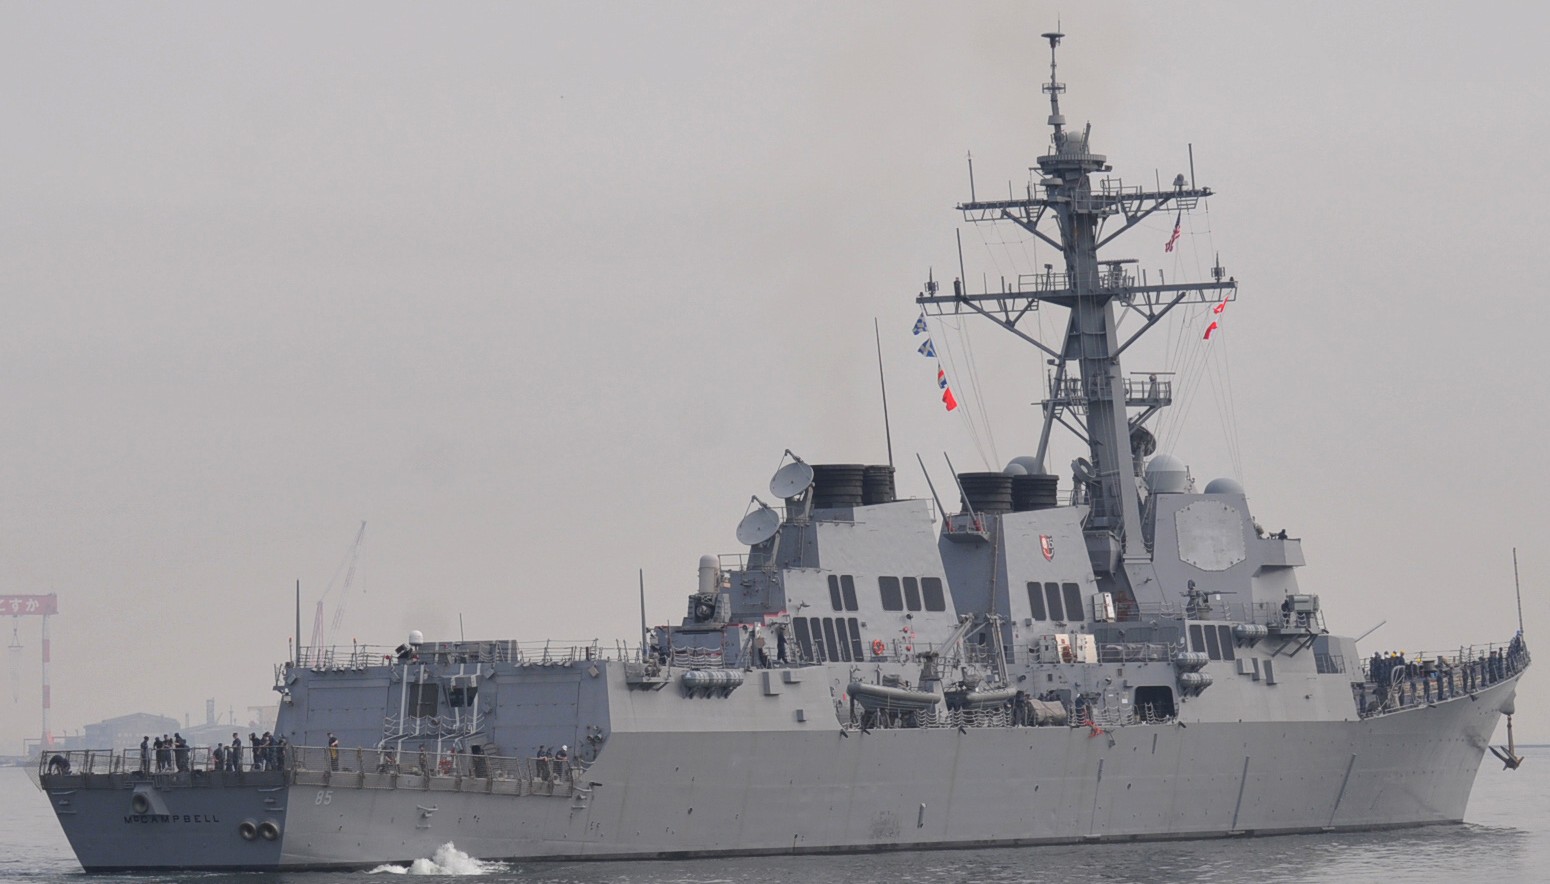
(1203, 477, 1245, 495)
(1144, 454, 1190, 494)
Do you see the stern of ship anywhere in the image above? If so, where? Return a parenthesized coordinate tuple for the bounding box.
(37, 748, 289, 872)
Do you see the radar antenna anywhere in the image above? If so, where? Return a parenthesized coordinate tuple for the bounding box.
(1040, 31, 1066, 139)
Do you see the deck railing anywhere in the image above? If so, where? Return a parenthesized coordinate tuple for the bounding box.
(36, 744, 587, 799)
(1354, 636, 1530, 718)
(294, 639, 626, 670)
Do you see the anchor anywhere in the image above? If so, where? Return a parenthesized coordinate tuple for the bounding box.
(1490, 553, 1529, 771)
(1488, 699, 1524, 770)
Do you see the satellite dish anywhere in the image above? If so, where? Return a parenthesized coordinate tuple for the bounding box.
(736, 505, 782, 546)
(770, 460, 815, 499)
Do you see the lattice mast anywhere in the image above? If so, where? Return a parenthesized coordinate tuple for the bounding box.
(917, 33, 1236, 610)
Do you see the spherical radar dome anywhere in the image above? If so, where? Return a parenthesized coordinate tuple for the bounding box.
(1203, 477, 1245, 495)
(1144, 454, 1190, 494)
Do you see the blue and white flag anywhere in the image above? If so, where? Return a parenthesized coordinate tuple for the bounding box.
(912, 315, 928, 335)
(917, 339, 936, 357)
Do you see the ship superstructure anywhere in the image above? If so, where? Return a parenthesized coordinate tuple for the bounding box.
(36, 33, 1528, 872)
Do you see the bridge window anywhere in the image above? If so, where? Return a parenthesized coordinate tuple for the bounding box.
(840, 575, 858, 611)
(1044, 583, 1066, 621)
(826, 576, 860, 612)
(1203, 625, 1223, 660)
(806, 618, 829, 661)
(922, 577, 946, 611)
(794, 618, 815, 661)
(879, 576, 904, 611)
(902, 577, 922, 612)
(821, 618, 843, 662)
(1062, 583, 1084, 621)
(846, 618, 864, 660)
(1026, 582, 1047, 620)
(1216, 625, 1236, 661)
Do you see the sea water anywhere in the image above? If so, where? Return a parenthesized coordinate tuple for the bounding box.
(3, 750, 1546, 883)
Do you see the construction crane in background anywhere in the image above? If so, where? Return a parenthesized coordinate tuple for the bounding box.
(309, 522, 367, 653)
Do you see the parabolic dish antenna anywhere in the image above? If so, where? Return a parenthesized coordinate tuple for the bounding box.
(736, 505, 782, 546)
(770, 461, 815, 499)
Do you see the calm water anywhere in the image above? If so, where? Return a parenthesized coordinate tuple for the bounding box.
(3, 751, 1547, 884)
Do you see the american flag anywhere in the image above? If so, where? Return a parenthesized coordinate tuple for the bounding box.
(1164, 211, 1182, 253)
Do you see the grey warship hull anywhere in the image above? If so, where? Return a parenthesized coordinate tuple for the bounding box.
(41, 658, 1522, 871)
(263, 678, 1522, 865)
(37, 31, 1532, 872)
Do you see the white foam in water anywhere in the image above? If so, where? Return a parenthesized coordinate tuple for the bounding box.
(367, 842, 502, 875)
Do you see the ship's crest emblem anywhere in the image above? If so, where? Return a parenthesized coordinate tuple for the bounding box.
(1040, 534, 1054, 560)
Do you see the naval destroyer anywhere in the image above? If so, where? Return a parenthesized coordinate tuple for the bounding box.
(36, 33, 1529, 871)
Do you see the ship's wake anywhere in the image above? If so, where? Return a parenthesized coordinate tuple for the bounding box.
(368, 842, 505, 875)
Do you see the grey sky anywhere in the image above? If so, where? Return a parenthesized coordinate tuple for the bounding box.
(3, 1, 1549, 751)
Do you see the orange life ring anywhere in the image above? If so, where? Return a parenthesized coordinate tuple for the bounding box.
(871, 639, 886, 657)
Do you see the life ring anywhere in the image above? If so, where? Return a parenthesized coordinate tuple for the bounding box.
(871, 639, 886, 657)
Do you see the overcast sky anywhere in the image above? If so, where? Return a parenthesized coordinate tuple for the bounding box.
(4, 1, 1549, 753)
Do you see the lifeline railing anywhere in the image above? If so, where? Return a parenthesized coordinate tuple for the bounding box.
(1354, 637, 1530, 718)
(292, 639, 631, 671)
(37, 744, 589, 798)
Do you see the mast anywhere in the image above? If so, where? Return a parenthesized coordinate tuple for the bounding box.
(917, 32, 1237, 609)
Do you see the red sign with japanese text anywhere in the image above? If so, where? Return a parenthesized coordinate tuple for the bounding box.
(0, 594, 59, 616)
